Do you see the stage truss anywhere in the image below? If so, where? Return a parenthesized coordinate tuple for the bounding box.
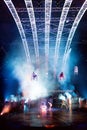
(3, 0, 87, 77)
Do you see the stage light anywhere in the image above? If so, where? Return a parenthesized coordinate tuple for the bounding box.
(0, 104, 11, 115)
(65, 92, 71, 99)
(74, 66, 78, 75)
(59, 94, 66, 101)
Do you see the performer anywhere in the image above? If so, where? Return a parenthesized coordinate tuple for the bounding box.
(59, 72, 64, 80)
(48, 102, 52, 110)
(61, 100, 69, 110)
(31, 72, 38, 80)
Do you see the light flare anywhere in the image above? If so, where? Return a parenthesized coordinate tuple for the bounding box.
(0, 104, 11, 116)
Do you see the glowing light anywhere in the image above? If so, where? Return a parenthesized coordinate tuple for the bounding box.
(48, 101, 52, 110)
(10, 95, 17, 102)
(4, 0, 31, 64)
(63, 48, 71, 65)
(45, 0, 52, 74)
(63, 0, 87, 63)
(5, 97, 9, 102)
(65, 92, 71, 99)
(24, 0, 39, 66)
(12, 62, 48, 100)
(54, 0, 73, 77)
(59, 94, 66, 101)
(45, 125, 55, 128)
(74, 66, 78, 75)
(0, 104, 11, 115)
(62, 48, 71, 72)
(40, 102, 47, 113)
(28, 81, 47, 100)
(40, 105, 47, 112)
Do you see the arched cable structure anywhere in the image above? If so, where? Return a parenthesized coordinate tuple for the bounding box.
(24, 0, 39, 67)
(45, 0, 52, 74)
(54, 0, 73, 77)
(63, 0, 87, 65)
(4, 0, 31, 64)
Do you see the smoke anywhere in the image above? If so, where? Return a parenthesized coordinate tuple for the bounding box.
(4, 53, 57, 100)
(3, 36, 80, 101)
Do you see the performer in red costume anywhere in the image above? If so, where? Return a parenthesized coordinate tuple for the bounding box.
(59, 72, 64, 80)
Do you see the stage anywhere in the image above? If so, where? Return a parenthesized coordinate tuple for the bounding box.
(0, 106, 87, 130)
(1, 0, 87, 129)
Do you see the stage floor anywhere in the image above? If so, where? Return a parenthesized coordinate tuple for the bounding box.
(0, 107, 87, 130)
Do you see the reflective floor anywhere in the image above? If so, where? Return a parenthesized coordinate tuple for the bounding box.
(0, 106, 87, 130)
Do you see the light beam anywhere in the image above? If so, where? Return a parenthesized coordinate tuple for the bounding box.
(62, 48, 71, 72)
